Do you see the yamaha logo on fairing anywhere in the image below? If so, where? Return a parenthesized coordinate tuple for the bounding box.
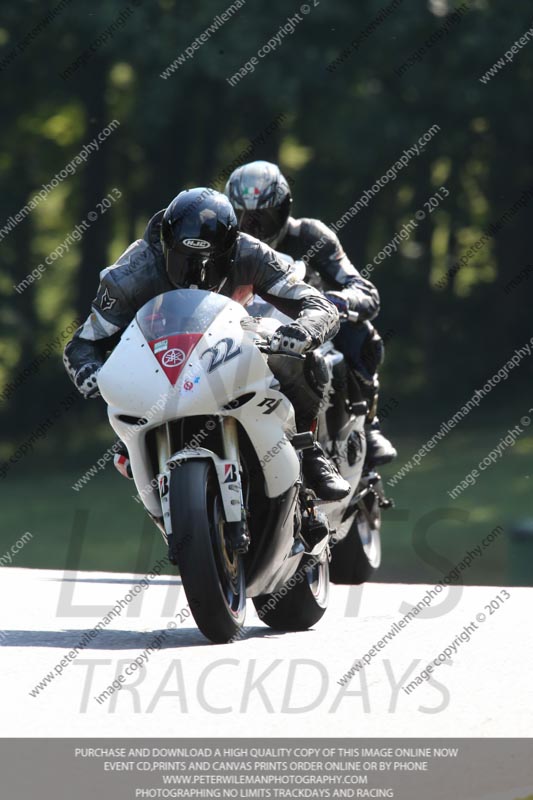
(183, 238, 210, 249)
(162, 348, 186, 367)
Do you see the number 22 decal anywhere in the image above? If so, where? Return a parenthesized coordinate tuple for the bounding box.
(202, 337, 241, 373)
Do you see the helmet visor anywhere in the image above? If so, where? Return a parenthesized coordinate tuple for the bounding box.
(165, 247, 228, 291)
(237, 207, 286, 243)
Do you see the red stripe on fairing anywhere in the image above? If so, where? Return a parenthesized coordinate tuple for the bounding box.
(149, 333, 203, 385)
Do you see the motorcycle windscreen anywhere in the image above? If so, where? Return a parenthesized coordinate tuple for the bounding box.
(136, 289, 230, 385)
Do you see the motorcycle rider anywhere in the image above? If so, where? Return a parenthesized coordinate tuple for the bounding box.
(64, 189, 351, 538)
(224, 161, 397, 467)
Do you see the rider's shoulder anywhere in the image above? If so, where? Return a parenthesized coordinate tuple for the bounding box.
(142, 209, 165, 247)
(292, 216, 338, 245)
(233, 233, 291, 288)
(236, 231, 262, 252)
(235, 231, 279, 263)
(99, 238, 161, 288)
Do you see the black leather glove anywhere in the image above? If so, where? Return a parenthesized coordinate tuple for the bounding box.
(74, 362, 101, 399)
(270, 324, 313, 355)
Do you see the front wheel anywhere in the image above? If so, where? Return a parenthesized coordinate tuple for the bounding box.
(169, 460, 246, 643)
(253, 554, 329, 631)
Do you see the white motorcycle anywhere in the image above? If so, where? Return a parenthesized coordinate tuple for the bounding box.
(98, 286, 388, 643)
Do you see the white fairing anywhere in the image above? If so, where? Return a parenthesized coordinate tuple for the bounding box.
(98, 293, 300, 518)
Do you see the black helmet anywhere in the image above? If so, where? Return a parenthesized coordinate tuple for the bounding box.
(224, 161, 292, 247)
(161, 188, 238, 291)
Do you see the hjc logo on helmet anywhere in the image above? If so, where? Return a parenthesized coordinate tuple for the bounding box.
(182, 238, 210, 249)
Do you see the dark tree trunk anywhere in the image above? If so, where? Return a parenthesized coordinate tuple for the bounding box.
(76, 68, 112, 319)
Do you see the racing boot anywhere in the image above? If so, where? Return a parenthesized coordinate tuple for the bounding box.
(364, 418, 397, 467)
(302, 443, 351, 501)
(113, 440, 133, 479)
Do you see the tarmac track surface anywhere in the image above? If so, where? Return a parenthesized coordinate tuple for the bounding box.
(1, 567, 531, 736)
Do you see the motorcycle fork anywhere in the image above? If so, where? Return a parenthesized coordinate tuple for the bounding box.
(221, 417, 249, 550)
(156, 423, 172, 538)
(221, 417, 239, 463)
(156, 423, 171, 473)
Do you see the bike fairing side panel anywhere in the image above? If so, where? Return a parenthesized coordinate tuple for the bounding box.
(99, 320, 181, 517)
(244, 483, 303, 597)
(98, 320, 180, 417)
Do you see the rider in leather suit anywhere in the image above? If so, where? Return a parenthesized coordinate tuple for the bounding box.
(224, 161, 397, 467)
(63, 189, 351, 517)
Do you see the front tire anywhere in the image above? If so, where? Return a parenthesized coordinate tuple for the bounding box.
(253, 554, 329, 631)
(169, 460, 246, 643)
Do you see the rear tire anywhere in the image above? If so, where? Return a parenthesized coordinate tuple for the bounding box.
(169, 460, 246, 643)
(329, 488, 381, 584)
(253, 554, 329, 631)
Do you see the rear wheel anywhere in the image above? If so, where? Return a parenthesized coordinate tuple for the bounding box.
(253, 553, 329, 631)
(169, 460, 246, 643)
(329, 488, 381, 584)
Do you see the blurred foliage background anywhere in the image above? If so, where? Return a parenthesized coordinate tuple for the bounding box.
(0, 0, 532, 584)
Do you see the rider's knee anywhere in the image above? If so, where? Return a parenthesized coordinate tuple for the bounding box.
(304, 350, 329, 395)
(338, 320, 384, 381)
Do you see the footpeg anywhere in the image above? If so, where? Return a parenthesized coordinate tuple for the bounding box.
(378, 496, 395, 509)
(364, 470, 380, 485)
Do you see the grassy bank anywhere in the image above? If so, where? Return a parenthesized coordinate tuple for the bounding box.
(1, 428, 532, 586)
